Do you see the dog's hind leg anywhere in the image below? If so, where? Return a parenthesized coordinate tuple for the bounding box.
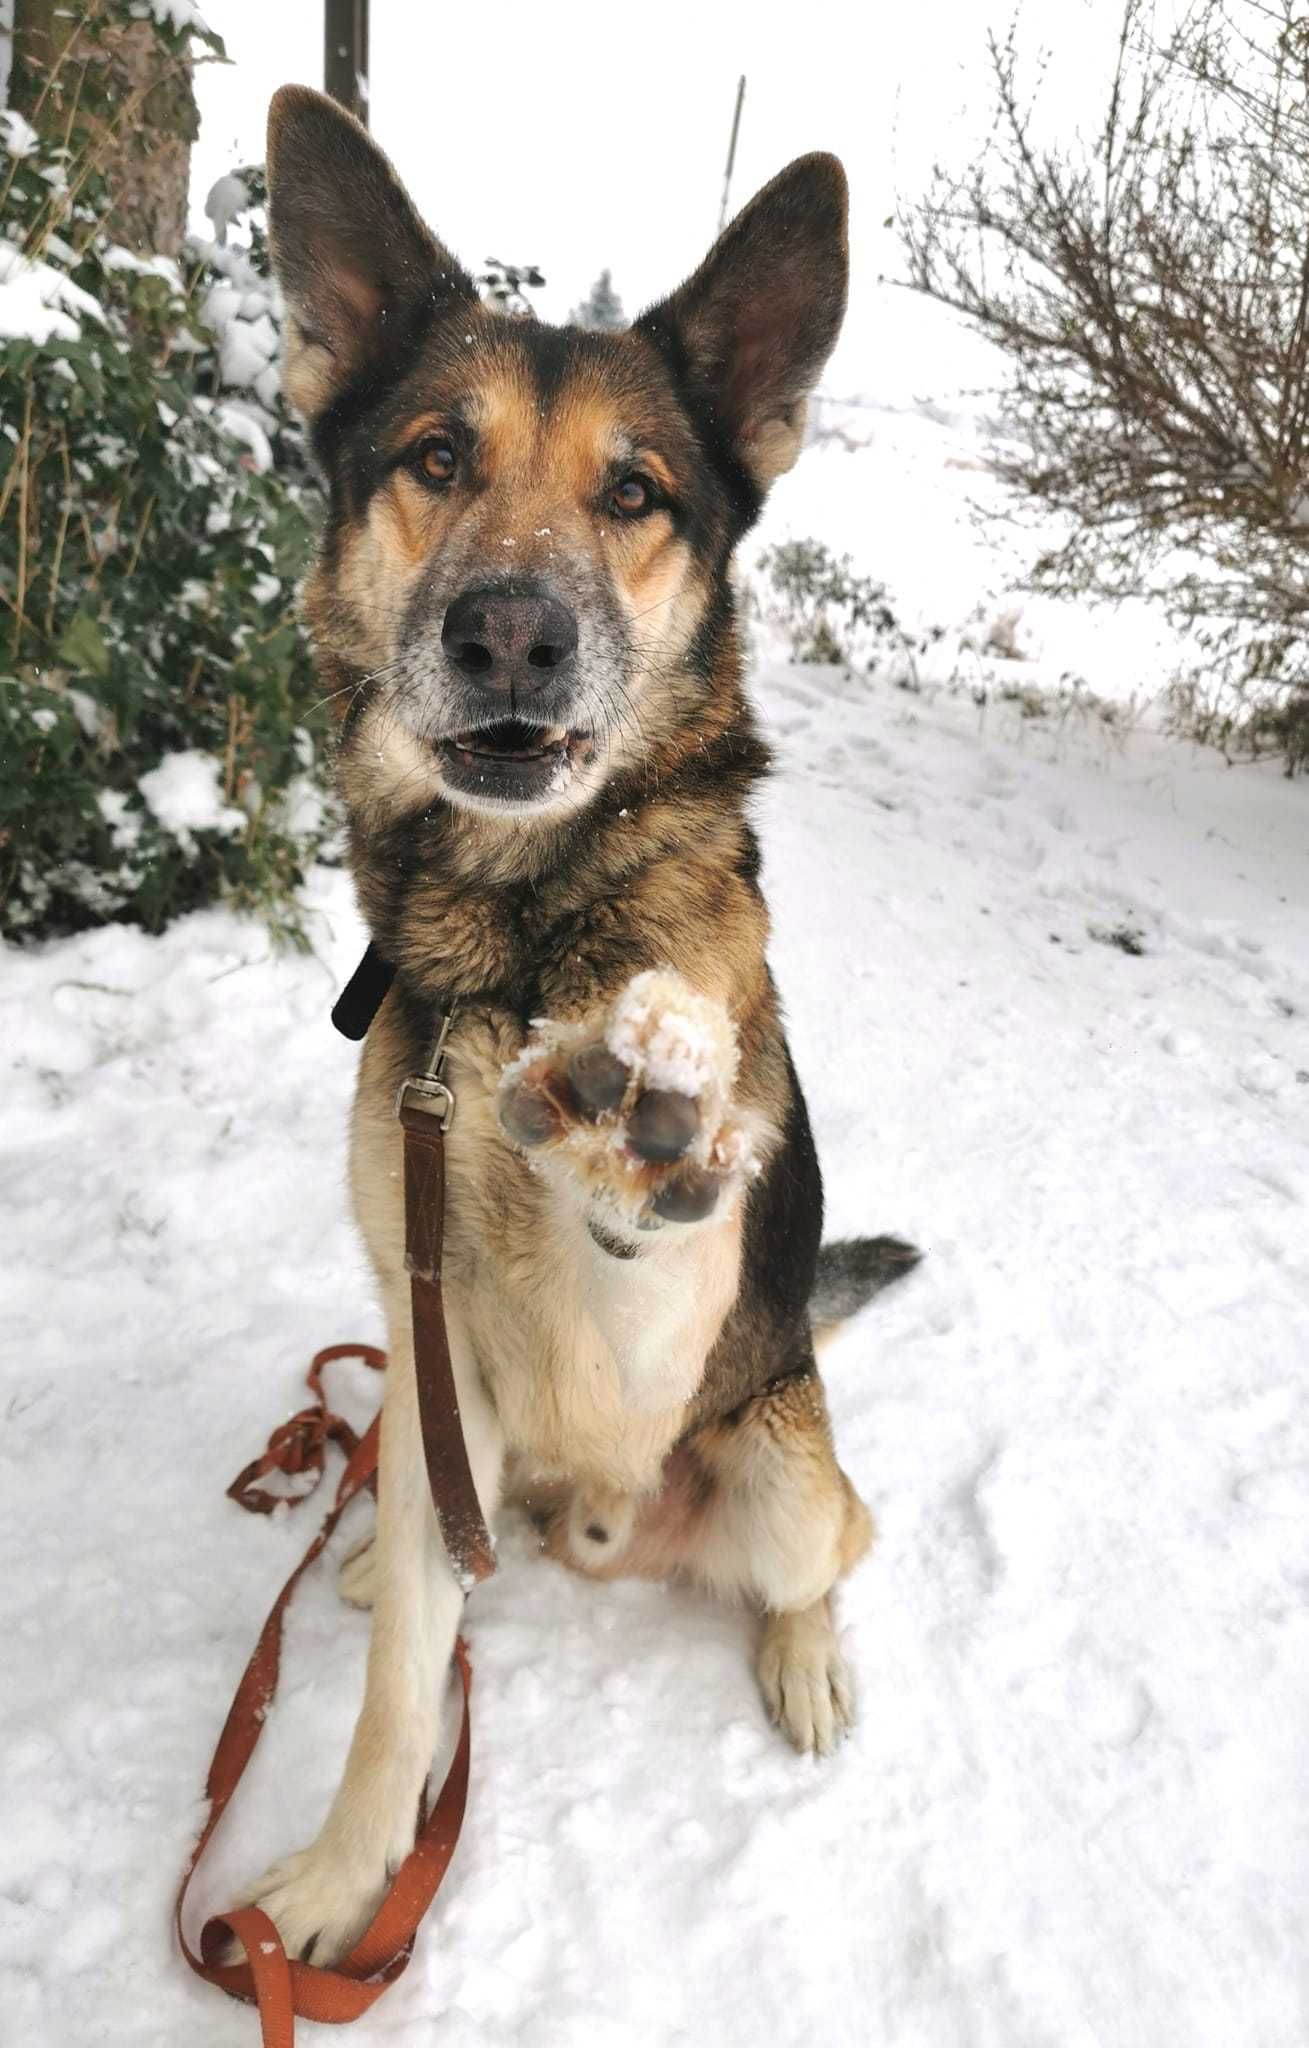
(756, 1597, 855, 1757)
(228, 1282, 503, 1967)
(662, 1370, 872, 1756)
(535, 1367, 873, 1755)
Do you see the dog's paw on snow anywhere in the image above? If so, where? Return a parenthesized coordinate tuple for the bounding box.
(756, 1602, 855, 1759)
(222, 1842, 390, 1969)
(497, 969, 767, 1230)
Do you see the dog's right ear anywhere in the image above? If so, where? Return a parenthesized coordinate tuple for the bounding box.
(266, 85, 476, 420)
(636, 153, 847, 494)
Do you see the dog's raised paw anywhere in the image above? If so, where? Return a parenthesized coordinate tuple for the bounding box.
(498, 969, 767, 1229)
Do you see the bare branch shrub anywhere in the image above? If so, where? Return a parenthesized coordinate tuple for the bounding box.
(902, 0, 1309, 772)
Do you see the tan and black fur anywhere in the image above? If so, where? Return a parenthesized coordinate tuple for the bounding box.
(231, 86, 919, 1966)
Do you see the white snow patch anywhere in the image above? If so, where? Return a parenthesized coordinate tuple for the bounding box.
(604, 969, 736, 1100)
(0, 106, 40, 158)
(101, 244, 182, 288)
(204, 171, 250, 246)
(67, 689, 100, 739)
(274, 773, 327, 842)
(140, 0, 213, 32)
(212, 400, 272, 472)
(217, 313, 277, 394)
(0, 239, 105, 344)
(138, 750, 245, 847)
(96, 789, 143, 851)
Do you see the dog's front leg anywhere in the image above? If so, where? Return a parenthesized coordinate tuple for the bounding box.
(233, 1288, 502, 1967)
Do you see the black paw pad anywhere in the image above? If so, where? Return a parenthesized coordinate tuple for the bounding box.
(650, 1165, 720, 1223)
(500, 1079, 560, 1148)
(627, 1089, 699, 1163)
(587, 1217, 639, 1259)
(568, 1044, 630, 1118)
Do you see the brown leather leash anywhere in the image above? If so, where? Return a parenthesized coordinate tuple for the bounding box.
(178, 1010, 496, 2040)
(395, 1007, 497, 1588)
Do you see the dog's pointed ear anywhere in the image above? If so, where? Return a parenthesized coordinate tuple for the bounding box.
(637, 154, 848, 491)
(266, 85, 477, 420)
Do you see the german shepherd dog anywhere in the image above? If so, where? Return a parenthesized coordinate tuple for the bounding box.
(234, 85, 918, 1964)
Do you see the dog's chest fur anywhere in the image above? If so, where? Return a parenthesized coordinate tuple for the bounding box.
(346, 728, 769, 1025)
(343, 713, 780, 1498)
(442, 1013, 744, 1494)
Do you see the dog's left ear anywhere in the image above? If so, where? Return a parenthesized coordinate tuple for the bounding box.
(637, 154, 848, 491)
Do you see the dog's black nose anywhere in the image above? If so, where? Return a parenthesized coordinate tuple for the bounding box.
(441, 583, 578, 693)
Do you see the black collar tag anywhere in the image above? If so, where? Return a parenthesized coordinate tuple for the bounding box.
(331, 941, 397, 1041)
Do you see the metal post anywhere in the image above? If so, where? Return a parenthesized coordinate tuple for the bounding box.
(717, 75, 747, 235)
(324, 0, 370, 126)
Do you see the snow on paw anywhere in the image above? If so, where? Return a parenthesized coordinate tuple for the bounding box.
(223, 1842, 389, 1969)
(497, 969, 766, 1230)
(757, 1604, 855, 1760)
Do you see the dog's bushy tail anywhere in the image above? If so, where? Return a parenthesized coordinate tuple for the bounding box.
(810, 1235, 921, 1348)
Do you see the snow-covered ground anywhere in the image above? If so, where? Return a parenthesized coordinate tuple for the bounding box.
(760, 347, 1186, 723)
(5, 547, 1308, 2041)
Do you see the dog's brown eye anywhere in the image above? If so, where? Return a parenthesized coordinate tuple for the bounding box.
(610, 474, 653, 518)
(415, 438, 457, 486)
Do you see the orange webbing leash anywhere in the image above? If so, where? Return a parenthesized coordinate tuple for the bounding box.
(178, 1010, 497, 2039)
(176, 1351, 475, 2039)
(175, 1344, 476, 2040)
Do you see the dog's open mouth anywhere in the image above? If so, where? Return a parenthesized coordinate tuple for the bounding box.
(449, 719, 569, 763)
(437, 719, 593, 805)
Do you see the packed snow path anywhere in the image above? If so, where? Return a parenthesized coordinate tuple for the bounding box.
(3, 667, 1306, 2046)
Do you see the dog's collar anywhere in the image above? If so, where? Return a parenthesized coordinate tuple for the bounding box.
(331, 941, 396, 1041)
(331, 943, 526, 1042)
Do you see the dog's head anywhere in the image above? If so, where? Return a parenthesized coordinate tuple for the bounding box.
(266, 87, 847, 827)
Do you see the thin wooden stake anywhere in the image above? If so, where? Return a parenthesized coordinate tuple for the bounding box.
(324, 0, 370, 126)
(11, 388, 34, 659)
(717, 75, 747, 236)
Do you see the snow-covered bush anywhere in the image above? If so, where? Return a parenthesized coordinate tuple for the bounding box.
(903, 0, 1309, 775)
(1, 7, 333, 943)
(755, 539, 924, 675)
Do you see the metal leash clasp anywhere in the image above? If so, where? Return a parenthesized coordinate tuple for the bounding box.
(395, 1006, 457, 1130)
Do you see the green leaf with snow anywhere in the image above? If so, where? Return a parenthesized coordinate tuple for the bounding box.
(56, 612, 112, 679)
